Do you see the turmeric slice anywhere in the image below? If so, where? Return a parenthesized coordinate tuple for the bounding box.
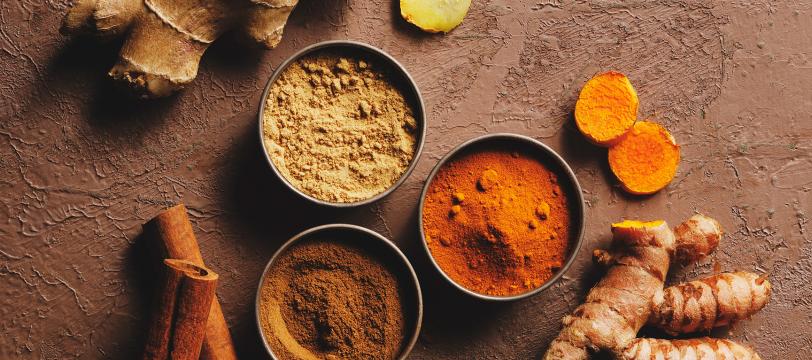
(575, 71, 639, 146)
(608, 121, 680, 195)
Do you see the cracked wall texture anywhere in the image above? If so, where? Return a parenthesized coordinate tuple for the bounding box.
(1, 0, 811, 358)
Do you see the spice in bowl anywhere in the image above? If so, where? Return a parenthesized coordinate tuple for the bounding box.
(257, 231, 417, 360)
(261, 48, 420, 203)
(422, 141, 575, 297)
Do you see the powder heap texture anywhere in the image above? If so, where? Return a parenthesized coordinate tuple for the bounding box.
(258, 237, 408, 360)
(422, 146, 572, 297)
(262, 50, 419, 203)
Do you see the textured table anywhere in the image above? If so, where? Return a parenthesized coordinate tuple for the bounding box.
(2, 0, 810, 358)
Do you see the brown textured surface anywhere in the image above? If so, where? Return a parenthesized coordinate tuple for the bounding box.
(1, 0, 810, 359)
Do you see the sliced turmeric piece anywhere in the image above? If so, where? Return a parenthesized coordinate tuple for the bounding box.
(575, 71, 639, 146)
(608, 121, 680, 195)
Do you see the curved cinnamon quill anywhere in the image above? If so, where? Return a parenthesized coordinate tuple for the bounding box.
(145, 204, 238, 360)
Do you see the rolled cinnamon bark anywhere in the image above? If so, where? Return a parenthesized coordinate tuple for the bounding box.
(144, 259, 219, 360)
(144, 204, 238, 360)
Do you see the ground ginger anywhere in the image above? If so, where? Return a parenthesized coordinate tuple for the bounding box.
(262, 50, 418, 203)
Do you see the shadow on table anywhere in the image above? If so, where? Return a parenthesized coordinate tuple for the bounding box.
(36, 37, 178, 135)
(119, 231, 163, 359)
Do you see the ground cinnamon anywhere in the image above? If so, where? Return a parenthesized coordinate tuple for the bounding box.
(422, 145, 572, 296)
(258, 237, 408, 360)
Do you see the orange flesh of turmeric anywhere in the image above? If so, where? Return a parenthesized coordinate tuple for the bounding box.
(575, 71, 639, 147)
(608, 121, 680, 195)
(612, 219, 665, 228)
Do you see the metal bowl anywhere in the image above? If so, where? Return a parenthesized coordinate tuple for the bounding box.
(417, 133, 585, 302)
(255, 224, 423, 359)
(257, 40, 427, 208)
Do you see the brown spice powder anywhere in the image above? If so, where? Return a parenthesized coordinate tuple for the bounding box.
(258, 237, 407, 360)
(262, 50, 418, 203)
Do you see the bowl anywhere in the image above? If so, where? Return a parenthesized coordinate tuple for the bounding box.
(257, 40, 426, 208)
(417, 133, 585, 301)
(255, 224, 423, 359)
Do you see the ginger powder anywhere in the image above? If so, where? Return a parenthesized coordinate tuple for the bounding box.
(262, 49, 419, 203)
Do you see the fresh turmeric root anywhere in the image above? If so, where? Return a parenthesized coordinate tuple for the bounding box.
(575, 71, 639, 147)
(608, 121, 680, 195)
(622, 338, 762, 360)
(649, 272, 771, 335)
(61, 0, 299, 98)
(543, 214, 770, 360)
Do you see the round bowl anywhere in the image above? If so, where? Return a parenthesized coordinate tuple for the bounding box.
(257, 40, 426, 208)
(417, 133, 585, 301)
(255, 224, 423, 360)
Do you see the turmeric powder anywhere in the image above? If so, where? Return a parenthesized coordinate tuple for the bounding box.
(608, 121, 680, 195)
(575, 71, 638, 146)
(422, 145, 573, 297)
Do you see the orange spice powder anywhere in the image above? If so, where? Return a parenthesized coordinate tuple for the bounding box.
(422, 146, 572, 296)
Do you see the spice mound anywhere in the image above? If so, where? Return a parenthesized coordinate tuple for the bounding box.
(258, 237, 409, 360)
(422, 145, 573, 297)
(262, 49, 419, 203)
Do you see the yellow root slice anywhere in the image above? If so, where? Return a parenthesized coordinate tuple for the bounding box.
(400, 0, 471, 33)
(608, 121, 680, 195)
(575, 71, 639, 146)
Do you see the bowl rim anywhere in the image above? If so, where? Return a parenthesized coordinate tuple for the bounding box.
(254, 223, 424, 359)
(257, 40, 427, 208)
(417, 133, 586, 302)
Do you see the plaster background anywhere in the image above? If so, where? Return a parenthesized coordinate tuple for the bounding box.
(1, 0, 810, 358)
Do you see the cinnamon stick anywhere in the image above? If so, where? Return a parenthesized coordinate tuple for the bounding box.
(145, 204, 238, 360)
(144, 259, 219, 360)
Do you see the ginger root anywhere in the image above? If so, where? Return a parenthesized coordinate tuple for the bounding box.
(543, 214, 770, 360)
(608, 121, 680, 195)
(61, 0, 299, 98)
(400, 0, 471, 33)
(575, 71, 639, 147)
